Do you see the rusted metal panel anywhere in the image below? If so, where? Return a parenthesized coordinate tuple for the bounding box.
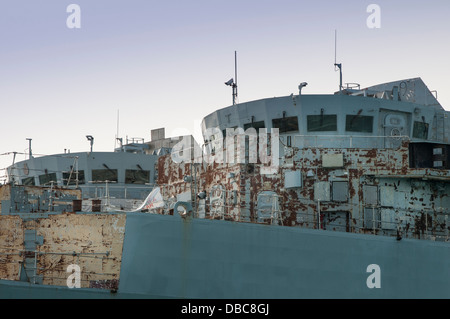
(37, 213, 126, 288)
(332, 181, 348, 202)
(156, 137, 449, 240)
(314, 182, 330, 202)
(323, 211, 349, 232)
(381, 209, 396, 230)
(0, 216, 24, 280)
(284, 170, 302, 189)
(363, 185, 378, 206)
(322, 153, 344, 168)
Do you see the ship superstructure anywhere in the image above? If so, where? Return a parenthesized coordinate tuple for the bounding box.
(0, 77, 448, 299)
(5, 129, 192, 211)
(161, 77, 450, 241)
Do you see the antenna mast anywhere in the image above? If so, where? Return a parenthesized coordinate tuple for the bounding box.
(26, 138, 33, 159)
(334, 30, 343, 93)
(114, 109, 118, 148)
(234, 51, 238, 104)
(224, 51, 238, 105)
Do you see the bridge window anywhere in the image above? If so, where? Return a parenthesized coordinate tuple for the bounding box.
(22, 177, 35, 186)
(244, 120, 265, 131)
(125, 169, 150, 184)
(272, 116, 299, 133)
(63, 170, 85, 185)
(92, 169, 118, 183)
(39, 173, 57, 186)
(345, 115, 373, 133)
(413, 121, 429, 139)
(307, 115, 337, 132)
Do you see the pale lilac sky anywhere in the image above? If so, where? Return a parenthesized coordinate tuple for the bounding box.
(0, 0, 449, 176)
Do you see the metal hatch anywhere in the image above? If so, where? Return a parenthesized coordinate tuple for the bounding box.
(382, 111, 410, 148)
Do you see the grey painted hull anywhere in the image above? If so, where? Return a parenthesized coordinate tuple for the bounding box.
(1, 213, 449, 299)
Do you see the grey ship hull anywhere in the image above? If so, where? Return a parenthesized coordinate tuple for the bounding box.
(1, 213, 449, 299)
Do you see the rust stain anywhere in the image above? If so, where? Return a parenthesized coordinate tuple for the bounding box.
(0, 216, 23, 280)
(34, 213, 126, 288)
(157, 142, 449, 238)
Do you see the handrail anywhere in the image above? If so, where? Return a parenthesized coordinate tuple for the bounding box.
(293, 134, 410, 148)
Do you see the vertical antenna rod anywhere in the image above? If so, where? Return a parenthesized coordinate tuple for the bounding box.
(115, 109, 120, 150)
(334, 30, 343, 93)
(26, 138, 33, 159)
(224, 51, 238, 105)
(334, 30, 337, 66)
(234, 50, 238, 104)
(116, 109, 119, 140)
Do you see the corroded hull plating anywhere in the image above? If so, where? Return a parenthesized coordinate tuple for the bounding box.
(1, 213, 449, 299)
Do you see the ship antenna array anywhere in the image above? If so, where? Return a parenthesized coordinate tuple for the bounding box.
(334, 30, 343, 93)
(114, 109, 121, 151)
(235, 51, 238, 104)
(225, 51, 238, 105)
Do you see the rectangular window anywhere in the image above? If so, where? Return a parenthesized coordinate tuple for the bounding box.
(62, 170, 85, 185)
(413, 121, 429, 139)
(22, 177, 35, 186)
(125, 169, 150, 184)
(92, 169, 118, 183)
(244, 120, 265, 131)
(272, 116, 299, 133)
(307, 115, 337, 132)
(39, 173, 57, 186)
(345, 115, 373, 133)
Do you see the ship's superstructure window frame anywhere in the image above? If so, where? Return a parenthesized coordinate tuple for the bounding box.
(345, 115, 374, 133)
(244, 120, 265, 131)
(125, 169, 150, 184)
(412, 121, 429, 140)
(39, 172, 57, 186)
(307, 115, 337, 132)
(272, 116, 299, 133)
(62, 170, 85, 185)
(92, 169, 118, 183)
(22, 177, 35, 186)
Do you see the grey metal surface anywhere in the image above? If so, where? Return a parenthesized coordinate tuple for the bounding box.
(117, 213, 450, 299)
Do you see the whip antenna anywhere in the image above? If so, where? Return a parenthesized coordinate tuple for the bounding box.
(334, 30, 343, 93)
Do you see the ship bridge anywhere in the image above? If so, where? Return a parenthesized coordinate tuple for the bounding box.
(201, 77, 450, 169)
(155, 78, 450, 243)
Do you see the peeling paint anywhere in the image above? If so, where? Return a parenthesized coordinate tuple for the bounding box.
(157, 140, 449, 241)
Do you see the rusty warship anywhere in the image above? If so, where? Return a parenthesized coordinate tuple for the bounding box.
(0, 76, 449, 299)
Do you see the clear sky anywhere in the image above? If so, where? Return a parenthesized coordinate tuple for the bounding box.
(1, 0, 449, 179)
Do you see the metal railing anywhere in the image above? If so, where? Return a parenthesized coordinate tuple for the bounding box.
(292, 134, 410, 149)
(191, 202, 449, 241)
(155, 186, 449, 242)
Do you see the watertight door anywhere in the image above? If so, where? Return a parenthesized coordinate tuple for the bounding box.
(383, 111, 409, 149)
